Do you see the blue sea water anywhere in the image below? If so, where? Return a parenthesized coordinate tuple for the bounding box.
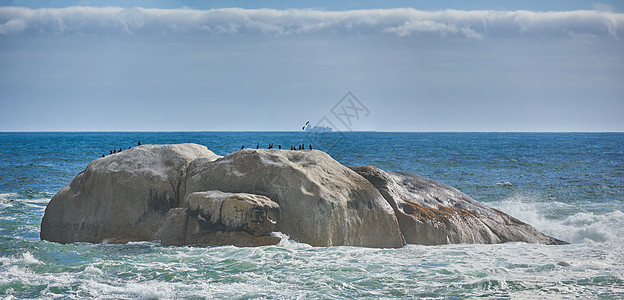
(1, 132, 623, 298)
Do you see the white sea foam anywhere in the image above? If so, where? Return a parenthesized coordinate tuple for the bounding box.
(0, 192, 50, 209)
(272, 231, 312, 249)
(82, 265, 103, 276)
(23, 198, 51, 204)
(20, 252, 43, 265)
(1, 240, 622, 299)
(0, 252, 43, 266)
(0, 193, 19, 200)
(487, 193, 624, 245)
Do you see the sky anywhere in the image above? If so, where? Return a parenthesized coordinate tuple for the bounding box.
(0, 1, 623, 132)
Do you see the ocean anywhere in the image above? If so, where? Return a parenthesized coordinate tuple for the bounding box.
(1, 132, 623, 298)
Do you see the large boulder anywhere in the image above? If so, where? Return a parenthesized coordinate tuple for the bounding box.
(158, 191, 281, 246)
(41, 143, 566, 247)
(187, 191, 280, 236)
(350, 165, 567, 245)
(40, 144, 220, 243)
(184, 149, 406, 248)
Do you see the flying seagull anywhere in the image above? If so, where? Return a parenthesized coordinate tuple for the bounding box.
(302, 121, 310, 131)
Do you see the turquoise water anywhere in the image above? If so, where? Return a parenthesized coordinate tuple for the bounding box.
(1, 132, 623, 298)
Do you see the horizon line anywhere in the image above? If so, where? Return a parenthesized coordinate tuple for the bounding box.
(1, 130, 623, 134)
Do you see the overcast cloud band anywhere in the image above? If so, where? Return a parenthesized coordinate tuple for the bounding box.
(1, 7, 623, 39)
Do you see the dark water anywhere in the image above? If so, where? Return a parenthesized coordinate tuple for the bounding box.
(1, 132, 623, 298)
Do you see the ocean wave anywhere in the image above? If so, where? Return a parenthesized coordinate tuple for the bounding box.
(272, 232, 312, 249)
(0, 195, 50, 215)
(0, 191, 52, 202)
(487, 193, 624, 245)
(1, 240, 622, 298)
(0, 252, 43, 266)
(0, 193, 19, 201)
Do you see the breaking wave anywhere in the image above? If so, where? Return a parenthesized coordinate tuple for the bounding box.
(487, 192, 624, 245)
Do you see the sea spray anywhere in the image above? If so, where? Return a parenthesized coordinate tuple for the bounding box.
(487, 192, 624, 244)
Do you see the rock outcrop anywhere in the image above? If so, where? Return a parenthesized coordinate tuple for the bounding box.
(40, 144, 220, 243)
(350, 166, 567, 245)
(158, 191, 281, 246)
(184, 149, 406, 248)
(40, 143, 567, 247)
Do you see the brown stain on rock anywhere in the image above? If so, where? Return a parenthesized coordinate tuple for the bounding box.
(402, 200, 477, 224)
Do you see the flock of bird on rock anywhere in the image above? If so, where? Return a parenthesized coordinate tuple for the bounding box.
(101, 122, 323, 158)
(242, 143, 312, 150)
(102, 122, 318, 158)
(102, 140, 313, 158)
(102, 141, 141, 157)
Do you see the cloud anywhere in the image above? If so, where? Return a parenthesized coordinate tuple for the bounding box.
(0, 6, 623, 39)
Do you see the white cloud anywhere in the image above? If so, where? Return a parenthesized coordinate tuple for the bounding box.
(0, 17, 24, 34)
(0, 6, 623, 39)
